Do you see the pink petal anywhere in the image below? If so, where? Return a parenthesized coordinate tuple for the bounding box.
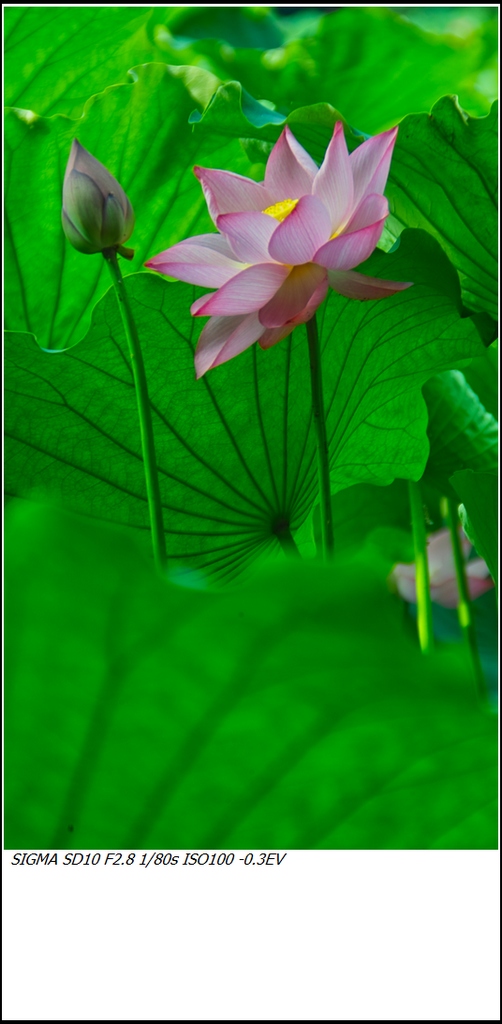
(391, 563, 418, 604)
(293, 273, 329, 320)
(211, 313, 263, 370)
(258, 324, 295, 350)
(312, 121, 354, 233)
(191, 263, 290, 317)
(191, 292, 213, 316)
(466, 560, 495, 599)
(430, 578, 459, 608)
(264, 125, 318, 201)
(259, 273, 328, 347)
(268, 194, 331, 265)
(344, 193, 389, 232)
(350, 127, 398, 210)
(430, 555, 493, 606)
(314, 217, 387, 271)
(216, 211, 277, 263)
(392, 528, 494, 608)
(145, 234, 245, 287)
(174, 233, 236, 258)
(427, 528, 461, 579)
(466, 558, 492, 580)
(328, 270, 413, 300)
(195, 313, 261, 378)
(258, 263, 327, 328)
(428, 527, 471, 581)
(193, 166, 273, 224)
(392, 560, 460, 607)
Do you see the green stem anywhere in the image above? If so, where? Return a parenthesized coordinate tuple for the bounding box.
(104, 249, 167, 576)
(408, 480, 434, 654)
(445, 498, 486, 700)
(275, 525, 301, 559)
(306, 314, 334, 559)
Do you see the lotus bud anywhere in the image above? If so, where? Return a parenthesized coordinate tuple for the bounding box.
(62, 139, 135, 256)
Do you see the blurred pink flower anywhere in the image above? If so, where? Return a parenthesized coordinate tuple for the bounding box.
(145, 122, 412, 377)
(391, 528, 494, 608)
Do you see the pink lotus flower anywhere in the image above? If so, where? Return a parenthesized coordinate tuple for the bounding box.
(391, 528, 494, 608)
(145, 123, 412, 377)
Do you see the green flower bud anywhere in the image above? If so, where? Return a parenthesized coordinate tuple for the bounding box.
(62, 140, 135, 255)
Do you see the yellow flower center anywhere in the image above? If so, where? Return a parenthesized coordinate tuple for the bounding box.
(262, 198, 299, 222)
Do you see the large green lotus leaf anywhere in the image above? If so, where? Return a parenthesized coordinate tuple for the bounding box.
(188, 80, 345, 169)
(190, 87, 498, 318)
(452, 470, 498, 587)
(4, 7, 170, 117)
(5, 503, 497, 850)
(4, 63, 245, 352)
(423, 371, 498, 497)
(388, 98, 498, 318)
(156, 7, 497, 128)
(5, 231, 491, 583)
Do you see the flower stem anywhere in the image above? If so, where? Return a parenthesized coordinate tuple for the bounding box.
(306, 314, 334, 560)
(445, 497, 486, 701)
(408, 480, 434, 654)
(103, 249, 167, 576)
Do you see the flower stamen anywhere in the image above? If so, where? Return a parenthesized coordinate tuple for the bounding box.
(263, 198, 299, 222)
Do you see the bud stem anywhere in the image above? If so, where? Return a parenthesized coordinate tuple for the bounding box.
(103, 250, 167, 576)
(444, 497, 487, 702)
(408, 480, 434, 654)
(306, 314, 334, 559)
(117, 244, 135, 260)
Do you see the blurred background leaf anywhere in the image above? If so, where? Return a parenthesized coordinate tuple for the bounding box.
(308, 479, 452, 566)
(419, 591, 498, 707)
(452, 470, 498, 586)
(313, 480, 413, 559)
(462, 341, 498, 419)
(5, 233, 490, 582)
(394, 5, 496, 37)
(6, 7, 496, 126)
(155, 6, 497, 127)
(5, 502, 497, 849)
(159, 5, 284, 49)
